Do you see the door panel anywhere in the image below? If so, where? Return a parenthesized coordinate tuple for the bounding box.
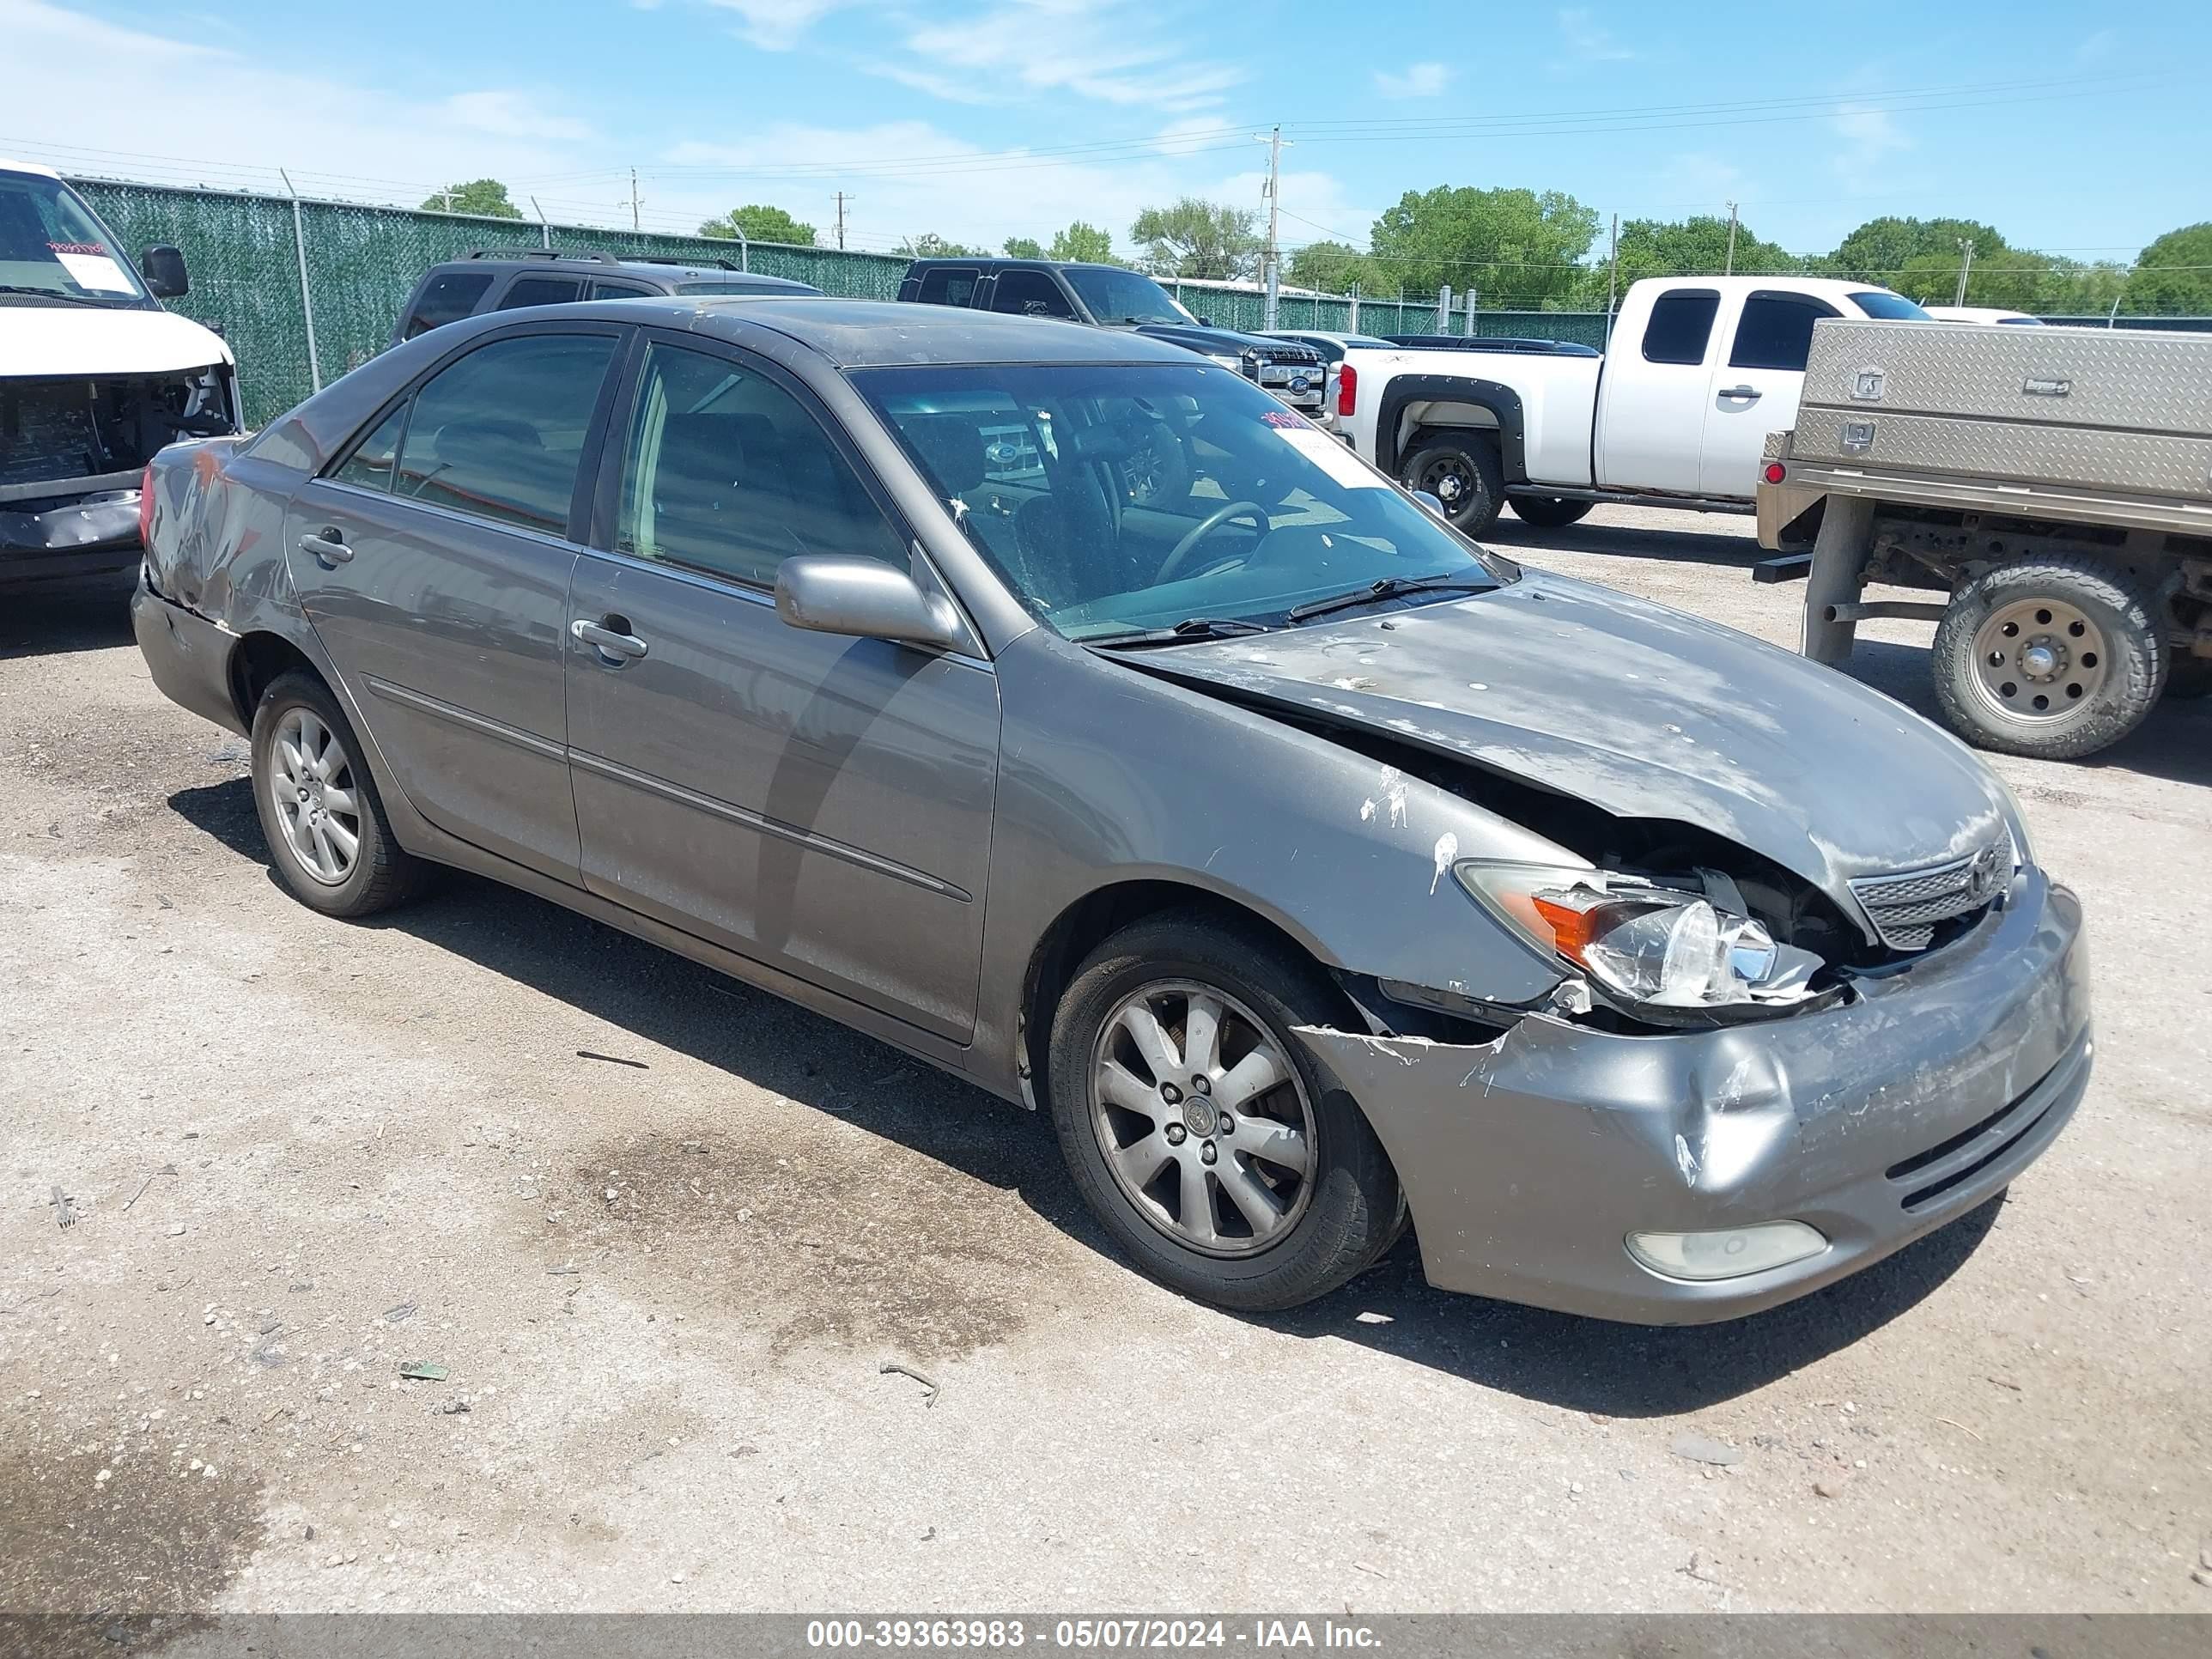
(1594, 286, 1722, 495)
(566, 558, 1000, 1040)
(283, 327, 620, 883)
(564, 334, 1000, 1039)
(1698, 290, 1837, 497)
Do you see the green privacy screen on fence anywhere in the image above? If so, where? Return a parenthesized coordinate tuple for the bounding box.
(70, 178, 2212, 428)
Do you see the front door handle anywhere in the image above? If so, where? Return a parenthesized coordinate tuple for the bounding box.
(1717, 385, 1763, 403)
(298, 529, 354, 564)
(571, 616, 650, 662)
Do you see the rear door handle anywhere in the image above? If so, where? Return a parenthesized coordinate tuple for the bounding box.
(1717, 385, 1763, 402)
(298, 529, 354, 563)
(571, 617, 650, 662)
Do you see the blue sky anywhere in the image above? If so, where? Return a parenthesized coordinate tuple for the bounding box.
(5, 0, 2203, 268)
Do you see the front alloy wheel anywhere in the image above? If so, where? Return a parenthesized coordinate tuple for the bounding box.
(1089, 980, 1316, 1256)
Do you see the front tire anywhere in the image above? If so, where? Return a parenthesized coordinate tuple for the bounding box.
(250, 671, 428, 917)
(1507, 495, 1593, 530)
(1047, 914, 1401, 1312)
(1930, 556, 2165, 760)
(1401, 434, 1504, 537)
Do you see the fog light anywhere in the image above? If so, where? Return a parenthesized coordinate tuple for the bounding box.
(1626, 1221, 1827, 1282)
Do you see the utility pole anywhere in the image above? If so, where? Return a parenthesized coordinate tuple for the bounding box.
(1724, 200, 1739, 276)
(835, 191, 849, 251)
(1253, 125, 1285, 330)
(1954, 237, 1976, 306)
(1605, 212, 1620, 322)
(625, 169, 643, 233)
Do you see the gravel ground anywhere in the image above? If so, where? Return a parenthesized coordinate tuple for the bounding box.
(2, 508, 2207, 1618)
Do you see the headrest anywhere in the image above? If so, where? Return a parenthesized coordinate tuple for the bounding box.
(899, 413, 987, 494)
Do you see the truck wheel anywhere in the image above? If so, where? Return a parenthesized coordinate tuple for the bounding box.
(1507, 495, 1593, 530)
(1401, 434, 1504, 537)
(1932, 556, 2165, 760)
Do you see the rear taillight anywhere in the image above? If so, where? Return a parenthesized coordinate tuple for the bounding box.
(1336, 362, 1357, 418)
(1763, 462, 1787, 484)
(136, 464, 156, 549)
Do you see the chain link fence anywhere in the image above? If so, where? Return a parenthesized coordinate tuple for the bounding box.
(70, 177, 2212, 426)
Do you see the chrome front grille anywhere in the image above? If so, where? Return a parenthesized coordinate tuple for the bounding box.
(1848, 840, 2011, 951)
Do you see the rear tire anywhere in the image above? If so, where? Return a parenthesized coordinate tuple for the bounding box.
(1507, 495, 1593, 530)
(1047, 913, 1401, 1312)
(250, 671, 429, 918)
(1930, 556, 2165, 760)
(1401, 433, 1504, 537)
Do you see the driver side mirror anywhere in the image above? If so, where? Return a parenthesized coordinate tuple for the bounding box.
(1412, 489, 1449, 521)
(141, 246, 190, 299)
(775, 556, 965, 653)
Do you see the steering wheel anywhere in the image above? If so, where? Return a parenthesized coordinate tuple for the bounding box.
(1152, 501, 1267, 586)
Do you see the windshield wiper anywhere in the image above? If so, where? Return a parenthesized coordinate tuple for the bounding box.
(0, 284, 111, 307)
(1088, 617, 1270, 648)
(1285, 573, 1493, 624)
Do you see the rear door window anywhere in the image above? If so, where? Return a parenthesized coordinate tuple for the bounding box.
(401, 272, 493, 338)
(1642, 289, 1721, 365)
(913, 266, 981, 307)
(1728, 292, 1843, 372)
(391, 332, 617, 535)
(588, 279, 654, 301)
(496, 275, 584, 310)
(988, 270, 1076, 319)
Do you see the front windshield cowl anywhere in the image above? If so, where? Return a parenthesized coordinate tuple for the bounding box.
(854, 362, 1508, 646)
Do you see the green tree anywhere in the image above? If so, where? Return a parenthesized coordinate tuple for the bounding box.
(422, 179, 523, 219)
(2125, 222, 2212, 315)
(1368, 186, 1599, 308)
(1286, 240, 1388, 295)
(896, 233, 988, 258)
(1047, 221, 1117, 264)
(1820, 216, 2008, 285)
(1002, 235, 1045, 258)
(699, 204, 817, 246)
(1131, 198, 1261, 280)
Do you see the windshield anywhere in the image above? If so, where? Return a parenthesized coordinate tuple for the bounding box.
(1849, 290, 1931, 321)
(855, 362, 1505, 641)
(1063, 266, 1196, 326)
(0, 171, 154, 307)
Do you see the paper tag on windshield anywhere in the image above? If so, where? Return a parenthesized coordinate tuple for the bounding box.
(1273, 422, 1384, 488)
(52, 245, 137, 293)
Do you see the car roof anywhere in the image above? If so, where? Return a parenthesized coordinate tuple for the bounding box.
(1, 156, 65, 180)
(904, 257, 1124, 271)
(428, 253, 816, 289)
(494, 295, 1205, 367)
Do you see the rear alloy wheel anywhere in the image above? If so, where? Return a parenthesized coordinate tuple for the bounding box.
(1048, 914, 1401, 1311)
(250, 671, 428, 918)
(1401, 434, 1504, 537)
(1932, 557, 2164, 760)
(1507, 495, 1593, 530)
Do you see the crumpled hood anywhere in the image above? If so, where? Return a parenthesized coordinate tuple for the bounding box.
(1150, 571, 2011, 902)
(0, 303, 233, 378)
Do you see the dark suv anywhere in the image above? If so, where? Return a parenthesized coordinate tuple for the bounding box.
(391, 248, 819, 346)
(896, 258, 1327, 422)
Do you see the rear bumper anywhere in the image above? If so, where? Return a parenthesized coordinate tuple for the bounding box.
(0, 489, 143, 582)
(132, 573, 249, 738)
(1304, 868, 2091, 1323)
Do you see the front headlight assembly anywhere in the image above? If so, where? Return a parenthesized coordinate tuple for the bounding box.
(1455, 860, 1824, 1015)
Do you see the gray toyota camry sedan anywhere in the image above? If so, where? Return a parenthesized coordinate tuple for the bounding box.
(132, 297, 2091, 1322)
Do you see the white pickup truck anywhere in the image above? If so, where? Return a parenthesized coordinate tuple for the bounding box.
(1335, 275, 1929, 535)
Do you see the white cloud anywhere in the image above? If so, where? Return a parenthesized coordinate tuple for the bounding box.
(1556, 7, 1633, 62)
(1829, 101, 1911, 184)
(1373, 62, 1449, 99)
(701, 0, 853, 50)
(886, 1, 1247, 112)
(438, 91, 598, 145)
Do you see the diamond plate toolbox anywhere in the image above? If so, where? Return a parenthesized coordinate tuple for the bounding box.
(1802, 320, 2212, 432)
(1790, 408, 2212, 500)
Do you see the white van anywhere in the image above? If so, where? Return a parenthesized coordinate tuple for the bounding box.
(2, 158, 240, 585)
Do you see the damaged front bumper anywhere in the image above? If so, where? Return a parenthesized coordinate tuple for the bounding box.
(0, 483, 143, 582)
(1304, 867, 2090, 1324)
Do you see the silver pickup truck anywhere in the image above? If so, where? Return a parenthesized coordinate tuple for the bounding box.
(1758, 319, 2211, 759)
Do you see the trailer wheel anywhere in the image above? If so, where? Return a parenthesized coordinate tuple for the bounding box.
(1401, 434, 1504, 537)
(1507, 495, 1593, 530)
(1932, 556, 2166, 760)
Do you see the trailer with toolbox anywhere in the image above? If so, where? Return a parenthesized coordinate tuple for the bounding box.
(1757, 319, 2212, 760)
